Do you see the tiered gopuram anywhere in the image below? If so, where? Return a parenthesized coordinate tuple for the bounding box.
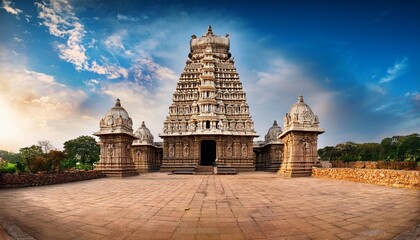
(159, 26, 258, 172)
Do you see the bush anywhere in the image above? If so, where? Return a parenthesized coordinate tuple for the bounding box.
(75, 162, 94, 171)
(0, 162, 17, 174)
(60, 159, 77, 170)
(15, 161, 25, 173)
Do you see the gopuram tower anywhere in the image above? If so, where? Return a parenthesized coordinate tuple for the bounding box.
(160, 26, 258, 172)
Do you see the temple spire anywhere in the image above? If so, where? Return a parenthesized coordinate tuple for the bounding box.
(115, 98, 121, 107)
(298, 95, 304, 103)
(206, 25, 213, 35)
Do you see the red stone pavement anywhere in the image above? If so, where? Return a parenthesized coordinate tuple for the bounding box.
(0, 172, 419, 240)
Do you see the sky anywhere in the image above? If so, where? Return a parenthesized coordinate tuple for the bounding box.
(0, 0, 419, 152)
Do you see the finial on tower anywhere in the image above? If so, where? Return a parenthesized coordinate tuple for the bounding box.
(206, 25, 213, 35)
(273, 120, 278, 126)
(298, 95, 304, 103)
(141, 121, 146, 127)
(115, 98, 121, 107)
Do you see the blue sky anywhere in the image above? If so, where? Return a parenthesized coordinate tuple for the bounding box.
(0, 0, 419, 152)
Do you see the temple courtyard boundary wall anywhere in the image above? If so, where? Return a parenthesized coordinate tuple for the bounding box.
(0, 170, 104, 189)
(312, 168, 420, 190)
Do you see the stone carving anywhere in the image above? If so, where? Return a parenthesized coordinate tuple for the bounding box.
(183, 144, 189, 157)
(242, 144, 247, 157)
(227, 143, 233, 157)
(169, 144, 175, 157)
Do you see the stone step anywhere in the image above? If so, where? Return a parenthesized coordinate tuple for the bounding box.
(196, 166, 214, 172)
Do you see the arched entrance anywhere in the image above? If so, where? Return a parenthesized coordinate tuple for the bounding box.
(201, 140, 216, 166)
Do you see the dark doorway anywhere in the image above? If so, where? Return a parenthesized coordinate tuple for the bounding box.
(201, 140, 216, 166)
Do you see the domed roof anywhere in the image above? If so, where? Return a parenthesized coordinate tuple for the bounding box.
(95, 99, 134, 136)
(190, 25, 230, 55)
(281, 95, 324, 135)
(265, 120, 282, 143)
(287, 95, 317, 123)
(133, 121, 154, 145)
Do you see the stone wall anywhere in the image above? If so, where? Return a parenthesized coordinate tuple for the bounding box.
(0, 171, 104, 189)
(312, 168, 420, 190)
(330, 160, 419, 170)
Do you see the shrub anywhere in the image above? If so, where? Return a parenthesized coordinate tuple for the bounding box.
(75, 162, 94, 171)
(0, 162, 17, 174)
(60, 158, 77, 170)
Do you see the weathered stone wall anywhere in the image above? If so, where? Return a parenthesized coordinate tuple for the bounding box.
(330, 160, 419, 170)
(312, 168, 420, 190)
(0, 170, 104, 189)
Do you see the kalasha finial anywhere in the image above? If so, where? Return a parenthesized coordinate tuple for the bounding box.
(298, 95, 304, 103)
(206, 25, 213, 35)
(141, 121, 146, 127)
(115, 98, 121, 107)
(273, 120, 278, 126)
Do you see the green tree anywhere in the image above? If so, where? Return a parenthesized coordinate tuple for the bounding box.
(19, 145, 43, 173)
(0, 150, 21, 163)
(399, 134, 420, 162)
(63, 136, 100, 166)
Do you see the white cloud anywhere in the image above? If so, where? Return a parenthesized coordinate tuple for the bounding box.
(13, 36, 22, 43)
(243, 56, 337, 145)
(0, 47, 97, 152)
(101, 65, 178, 139)
(366, 57, 408, 95)
(104, 31, 126, 51)
(36, 0, 88, 70)
(117, 13, 139, 22)
(1, 0, 22, 16)
(379, 57, 408, 84)
(35, 0, 128, 79)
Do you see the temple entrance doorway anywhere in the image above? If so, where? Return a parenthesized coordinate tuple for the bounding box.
(200, 140, 216, 166)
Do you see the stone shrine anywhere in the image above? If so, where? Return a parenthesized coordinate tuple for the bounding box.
(94, 99, 139, 177)
(277, 96, 325, 177)
(93, 26, 324, 177)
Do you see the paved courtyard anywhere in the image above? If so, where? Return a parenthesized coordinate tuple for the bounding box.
(0, 172, 419, 240)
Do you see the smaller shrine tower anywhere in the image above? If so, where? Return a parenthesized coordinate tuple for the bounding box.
(94, 99, 139, 177)
(132, 121, 161, 172)
(278, 96, 324, 177)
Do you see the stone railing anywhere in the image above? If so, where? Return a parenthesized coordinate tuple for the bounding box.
(0, 170, 105, 189)
(312, 168, 420, 190)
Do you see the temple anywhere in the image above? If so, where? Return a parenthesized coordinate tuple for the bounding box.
(93, 26, 324, 176)
(159, 25, 257, 172)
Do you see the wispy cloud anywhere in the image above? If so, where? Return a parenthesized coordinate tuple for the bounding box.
(35, 0, 128, 80)
(104, 30, 127, 52)
(117, 13, 140, 22)
(379, 57, 408, 84)
(367, 57, 408, 95)
(1, 0, 22, 17)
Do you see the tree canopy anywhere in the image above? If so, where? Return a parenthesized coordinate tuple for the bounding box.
(318, 133, 420, 162)
(63, 136, 100, 165)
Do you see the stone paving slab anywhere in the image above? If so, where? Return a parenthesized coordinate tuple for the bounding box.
(0, 172, 419, 240)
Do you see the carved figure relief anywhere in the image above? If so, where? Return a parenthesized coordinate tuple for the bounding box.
(227, 143, 233, 157)
(183, 144, 189, 157)
(107, 144, 114, 158)
(241, 144, 247, 157)
(169, 144, 175, 157)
